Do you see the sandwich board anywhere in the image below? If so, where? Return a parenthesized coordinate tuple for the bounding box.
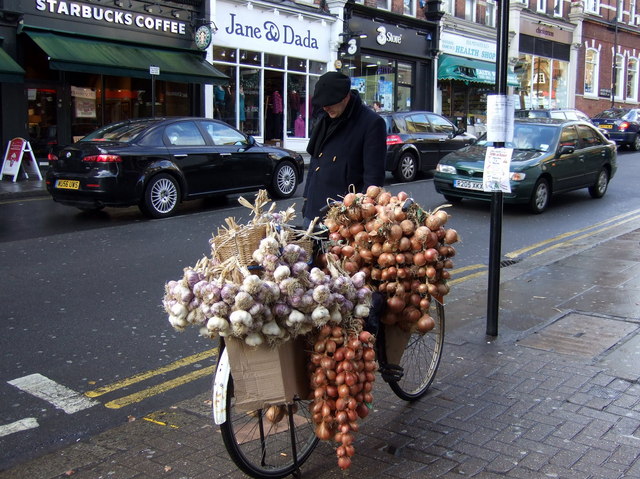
(1, 138, 42, 182)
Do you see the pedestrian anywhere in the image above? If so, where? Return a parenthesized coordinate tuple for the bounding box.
(372, 101, 382, 112)
(303, 71, 386, 226)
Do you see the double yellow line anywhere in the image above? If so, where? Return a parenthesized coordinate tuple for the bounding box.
(84, 347, 218, 409)
(448, 208, 640, 285)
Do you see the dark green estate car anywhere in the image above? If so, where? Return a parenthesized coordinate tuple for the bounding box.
(433, 118, 617, 213)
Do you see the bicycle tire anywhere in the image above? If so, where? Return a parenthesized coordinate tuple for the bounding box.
(387, 301, 445, 401)
(219, 374, 319, 479)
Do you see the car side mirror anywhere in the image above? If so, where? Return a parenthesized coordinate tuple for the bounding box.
(246, 135, 256, 147)
(558, 144, 575, 156)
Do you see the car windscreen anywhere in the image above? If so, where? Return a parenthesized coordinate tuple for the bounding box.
(477, 125, 557, 152)
(593, 109, 629, 120)
(80, 120, 159, 142)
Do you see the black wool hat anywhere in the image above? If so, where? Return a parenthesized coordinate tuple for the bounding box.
(312, 71, 351, 107)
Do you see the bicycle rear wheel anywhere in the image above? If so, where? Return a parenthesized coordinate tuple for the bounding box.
(387, 301, 445, 401)
(219, 374, 319, 479)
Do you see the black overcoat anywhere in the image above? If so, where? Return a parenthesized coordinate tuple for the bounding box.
(303, 92, 386, 221)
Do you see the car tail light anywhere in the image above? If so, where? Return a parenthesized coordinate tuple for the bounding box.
(47, 153, 58, 161)
(83, 154, 122, 162)
(386, 135, 403, 145)
(618, 121, 629, 131)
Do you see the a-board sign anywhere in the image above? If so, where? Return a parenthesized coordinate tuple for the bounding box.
(1, 138, 43, 182)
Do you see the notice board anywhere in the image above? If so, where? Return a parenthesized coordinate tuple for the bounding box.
(1, 138, 43, 182)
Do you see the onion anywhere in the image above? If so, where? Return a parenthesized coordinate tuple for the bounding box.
(387, 295, 406, 313)
(366, 185, 381, 199)
(417, 314, 436, 333)
(343, 192, 356, 207)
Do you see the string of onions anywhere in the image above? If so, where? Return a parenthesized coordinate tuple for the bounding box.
(320, 186, 459, 333)
(309, 324, 376, 470)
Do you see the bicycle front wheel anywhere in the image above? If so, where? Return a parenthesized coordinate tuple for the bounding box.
(387, 301, 445, 401)
(219, 375, 319, 479)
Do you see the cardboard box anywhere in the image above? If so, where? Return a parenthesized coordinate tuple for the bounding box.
(225, 337, 310, 411)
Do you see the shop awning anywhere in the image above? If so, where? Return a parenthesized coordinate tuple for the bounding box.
(25, 30, 227, 84)
(438, 54, 518, 87)
(0, 48, 25, 83)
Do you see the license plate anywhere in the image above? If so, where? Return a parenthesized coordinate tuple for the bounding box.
(599, 124, 613, 129)
(454, 179, 483, 191)
(56, 179, 80, 190)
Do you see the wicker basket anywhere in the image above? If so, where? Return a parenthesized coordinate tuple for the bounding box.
(212, 224, 267, 266)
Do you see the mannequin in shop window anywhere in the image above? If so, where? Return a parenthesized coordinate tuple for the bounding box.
(289, 89, 300, 131)
(265, 90, 283, 141)
(214, 84, 226, 119)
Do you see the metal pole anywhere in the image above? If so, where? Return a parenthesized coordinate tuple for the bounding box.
(486, 0, 510, 337)
(611, 0, 619, 108)
(151, 76, 156, 118)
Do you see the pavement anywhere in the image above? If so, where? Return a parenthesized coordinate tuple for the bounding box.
(1, 177, 640, 479)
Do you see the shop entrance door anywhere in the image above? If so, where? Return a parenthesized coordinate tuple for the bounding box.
(26, 85, 59, 161)
(264, 71, 284, 145)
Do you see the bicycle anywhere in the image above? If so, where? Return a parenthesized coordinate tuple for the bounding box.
(212, 207, 446, 478)
(212, 297, 444, 479)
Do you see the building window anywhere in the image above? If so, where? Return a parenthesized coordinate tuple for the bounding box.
(626, 58, 638, 101)
(537, 0, 546, 13)
(442, 0, 455, 14)
(585, 0, 599, 14)
(553, 0, 562, 16)
(404, 0, 416, 16)
(630, 0, 637, 24)
(377, 0, 391, 10)
(485, 0, 496, 26)
(614, 53, 624, 99)
(584, 48, 598, 96)
(465, 0, 476, 21)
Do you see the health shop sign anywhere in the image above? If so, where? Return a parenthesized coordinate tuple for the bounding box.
(214, 1, 333, 61)
(440, 31, 497, 62)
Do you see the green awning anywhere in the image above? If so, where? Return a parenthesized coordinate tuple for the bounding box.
(438, 54, 518, 87)
(25, 30, 227, 84)
(0, 47, 25, 83)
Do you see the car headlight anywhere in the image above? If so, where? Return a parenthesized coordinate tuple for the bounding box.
(436, 164, 457, 174)
(510, 172, 526, 181)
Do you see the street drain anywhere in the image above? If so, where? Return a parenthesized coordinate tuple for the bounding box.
(500, 258, 521, 268)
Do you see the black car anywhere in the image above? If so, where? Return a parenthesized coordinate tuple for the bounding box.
(590, 108, 640, 151)
(46, 118, 304, 218)
(381, 111, 477, 182)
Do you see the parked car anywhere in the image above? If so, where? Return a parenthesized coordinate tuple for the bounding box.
(433, 118, 616, 213)
(380, 111, 476, 182)
(590, 108, 640, 151)
(515, 108, 591, 122)
(46, 117, 304, 218)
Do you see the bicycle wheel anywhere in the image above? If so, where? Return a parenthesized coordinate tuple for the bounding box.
(219, 374, 319, 479)
(387, 301, 445, 401)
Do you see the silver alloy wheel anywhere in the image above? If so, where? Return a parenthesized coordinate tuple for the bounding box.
(275, 163, 296, 196)
(533, 181, 549, 212)
(150, 177, 178, 214)
(596, 170, 608, 195)
(399, 155, 416, 181)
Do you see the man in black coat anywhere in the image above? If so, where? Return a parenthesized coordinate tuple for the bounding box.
(303, 71, 386, 225)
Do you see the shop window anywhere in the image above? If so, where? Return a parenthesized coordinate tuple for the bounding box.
(240, 50, 261, 66)
(309, 61, 326, 75)
(265, 54, 284, 69)
(584, 48, 599, 97)
(551, 60, 569, 108)
(214, 65, 236, 127)
(240, 67, 261, 136)
(614, 54, 624, 100)
(288, 74, 307, 137)
(626, 58, 638, 101)
(213, 47, 237, 63)
(27, 88, 58, 159)
(288, 57, 307, 73)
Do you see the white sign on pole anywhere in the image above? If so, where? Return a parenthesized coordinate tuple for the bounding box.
(483, 147, 513, 193)
(150, 65, 160, 75)
(1, 138, 43, 183)
(486, 94, 515, 143)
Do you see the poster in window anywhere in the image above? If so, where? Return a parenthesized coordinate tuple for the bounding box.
(75, 98, 96, 118)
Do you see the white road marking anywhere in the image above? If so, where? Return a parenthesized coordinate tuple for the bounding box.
(0, 418, 39, 438)
(8, 373, 98, 414)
